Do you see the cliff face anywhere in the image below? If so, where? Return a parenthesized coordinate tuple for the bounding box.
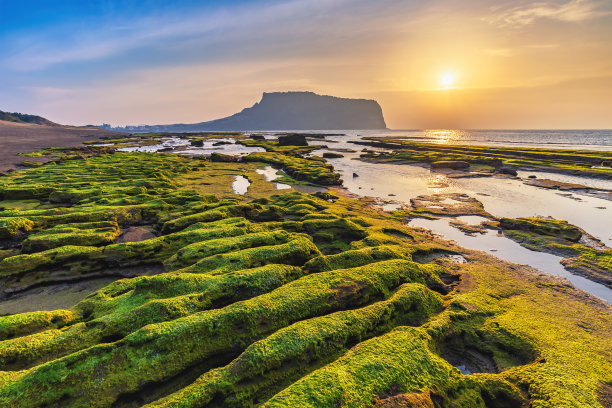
(204, 92, 387, 130)
(118, 92, 387, 132)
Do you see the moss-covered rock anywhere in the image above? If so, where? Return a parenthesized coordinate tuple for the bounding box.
(147, 283, 444, 408)
(500, 217, 583, 242)
(0, 217, 34, 240)
(0, 148, 610, 408)
(245, 152, 342, 185)
(500, 217, 611, 288)
(21, 221, 121, 252)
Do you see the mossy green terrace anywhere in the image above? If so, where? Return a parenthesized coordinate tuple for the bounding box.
(0, 145, 610, 408)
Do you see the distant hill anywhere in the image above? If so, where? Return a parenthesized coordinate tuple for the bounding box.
(114, 92, 387, 132)
(0, 110, 60, 126)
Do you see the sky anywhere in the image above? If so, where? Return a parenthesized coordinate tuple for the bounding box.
(1, 0, 611, 129)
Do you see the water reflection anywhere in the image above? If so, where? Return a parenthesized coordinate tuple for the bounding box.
(408, 217, 612, 303)
(232, 175, 250, 195)
(176, 139, 265, 156)
(422, 129, 468, 144)
(325, 153, 611, 244)
(255, 166, 291, 189)
(117, 137, 190, 152)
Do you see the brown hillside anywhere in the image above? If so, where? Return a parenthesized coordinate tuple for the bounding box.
(0, 120, 121, 172)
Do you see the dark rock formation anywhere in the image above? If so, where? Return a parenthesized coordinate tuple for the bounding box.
(498, 166, 518, 176)
(323, 152, 344, 159)
(431, 161, 470, 170)
(209, 152, 239, 162)
(114, 92, 387, 132)
(278, 134, 308, 146)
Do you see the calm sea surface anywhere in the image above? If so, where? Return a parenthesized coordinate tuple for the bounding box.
(353, 129, 612, 151)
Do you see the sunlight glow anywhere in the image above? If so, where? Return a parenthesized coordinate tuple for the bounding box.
(424, 129, 466, 144)
(441, 73, 455, 88)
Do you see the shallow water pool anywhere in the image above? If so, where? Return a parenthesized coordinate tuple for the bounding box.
(408, 217, 612, 303)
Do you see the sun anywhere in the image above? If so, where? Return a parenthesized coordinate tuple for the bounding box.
(441, 73, 455, 88)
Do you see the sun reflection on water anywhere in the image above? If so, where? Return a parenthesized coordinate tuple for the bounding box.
(424, 129, 468, 144)
(426, 173, 452, 193)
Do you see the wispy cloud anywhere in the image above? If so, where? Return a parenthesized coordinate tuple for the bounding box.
(526, 43, 559, 49)
(1, 0, 610, 128)
(483, 43, 560, 57)
(21, 86, 78, 99)
(1, 0, 394, 72)
(485, 0, 611, 27)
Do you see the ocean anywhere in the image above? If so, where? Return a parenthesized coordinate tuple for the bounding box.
(344, 129, 612, 151)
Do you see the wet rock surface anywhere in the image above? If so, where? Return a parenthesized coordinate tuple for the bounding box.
(115, 227, 157, 243)
(410, 193, 492, 217)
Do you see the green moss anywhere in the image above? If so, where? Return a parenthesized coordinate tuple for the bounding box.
(304, 245, 407, 273)
(179, 235, 321, 274)
(160, 203, 265, 234)
(147, 283, 444, 408)
(239, 139, 319, 155)
(18, 161, 45, 168)
(0, 245, 104, 278)
(0, 310, 77, 341)
(0, 185, 54, 201)
(358, 138, 612, 178)
(165, 230, 293, 269)
(21, 221, 121, 252)
(500, 217, 583, 242)
(0, 265, 303, 369)
(0, 200, 41, 211)
(103, 221, 261, 266)
(501, 217, 612, 288)
(262, 326, 474, 408)
(0, 249, 18, 261)
(244, 152, 342, 185)
(0, 217, 34, 240)
(0, 148, 610, 408)
(0, 259, 434, 406)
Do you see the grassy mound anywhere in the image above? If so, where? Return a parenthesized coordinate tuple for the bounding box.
(244, 152, 342, 185)
(0, 151, 610, 408)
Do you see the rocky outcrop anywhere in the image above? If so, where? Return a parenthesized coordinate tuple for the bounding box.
(431, 161, 470, 170)
(278, 134, 308, 146)
(115, 92, 387, 132)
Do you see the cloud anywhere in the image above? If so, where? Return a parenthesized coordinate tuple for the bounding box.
(20, 86, 78, 99)
(484, 0, 611, 27)
(526, 43, 559, 48)
(1, 0, 392, 72)
(483, 43, 559, 57)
